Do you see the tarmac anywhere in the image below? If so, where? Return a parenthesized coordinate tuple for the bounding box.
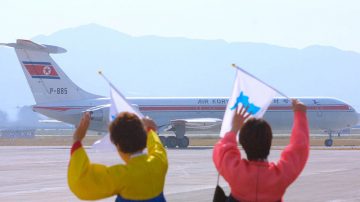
(1, 146, 360, 202)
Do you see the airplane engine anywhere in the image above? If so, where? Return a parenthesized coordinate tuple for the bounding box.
(90, 109, 105, 122)
(86, 105, 110, 132)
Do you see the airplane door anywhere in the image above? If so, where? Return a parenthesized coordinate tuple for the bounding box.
(316, 107, 323, 118)
(314, 100, 325, 129)
(196, 106, 201, 115)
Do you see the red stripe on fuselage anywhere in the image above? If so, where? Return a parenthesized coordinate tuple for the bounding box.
(139, 106, 226, 111)
(139, 105, 351, 111)
(33, 106, 86, 111)
(268, 105, 351, 111)
(33, 105, 351, 112)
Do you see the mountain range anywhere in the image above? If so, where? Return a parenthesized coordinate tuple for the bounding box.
(1, 23, 359, 119)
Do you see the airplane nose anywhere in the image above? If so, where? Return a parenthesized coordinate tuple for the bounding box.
(351, 108, 359, 126)
(344, 105, 359, 127)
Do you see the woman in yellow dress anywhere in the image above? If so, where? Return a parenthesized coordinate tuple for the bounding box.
(68, 112, 168, 202)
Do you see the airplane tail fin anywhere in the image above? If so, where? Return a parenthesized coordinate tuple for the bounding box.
(2, 39, 101, 104)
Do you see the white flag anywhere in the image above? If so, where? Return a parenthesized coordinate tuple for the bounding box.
(109, 83, 144, 121)
(92, 78, 144, 151)
(220, 67, 278, 137)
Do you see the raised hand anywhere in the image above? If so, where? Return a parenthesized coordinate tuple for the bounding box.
(292, 99, 307, 112)
(142, 116, 158, 132)
(73, 112, 91, 143)
(231, 105, 251, 134)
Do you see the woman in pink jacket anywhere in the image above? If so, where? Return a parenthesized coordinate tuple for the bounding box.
(213, 99, 309, 202)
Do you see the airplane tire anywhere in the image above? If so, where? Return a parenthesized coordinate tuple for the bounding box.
(166, 136, 177, 148)
(159, 136, 166, 146)
(177, 136, 189, 148)
(324, 138, 333, 147)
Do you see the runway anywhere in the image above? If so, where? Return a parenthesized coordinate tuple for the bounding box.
(1, 146, 360, 201)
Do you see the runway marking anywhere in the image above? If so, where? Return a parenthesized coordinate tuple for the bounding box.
(327, 197, 360, 202)
(302, 168, 353, 176)
(165, 185, 227, 195)
(0, 186, 67, 197)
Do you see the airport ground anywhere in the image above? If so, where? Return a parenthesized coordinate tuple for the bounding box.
(1, 132, 360, 201)
(1, 131, 360, 148)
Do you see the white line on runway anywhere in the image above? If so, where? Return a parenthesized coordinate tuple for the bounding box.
(0, 186, 67, 197)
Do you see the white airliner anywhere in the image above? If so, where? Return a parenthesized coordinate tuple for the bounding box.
(1, 40, 358, 148)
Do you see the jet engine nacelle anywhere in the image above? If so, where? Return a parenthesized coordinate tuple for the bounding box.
(88, 106, 110, 122)
(90, 109, 105, 122)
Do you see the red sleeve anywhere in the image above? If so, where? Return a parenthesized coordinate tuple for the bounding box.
(71, 141, 83, 155)
(277, 111, 310, 185)
(213, 131, 242, 183)
(146, 127, 157, 133)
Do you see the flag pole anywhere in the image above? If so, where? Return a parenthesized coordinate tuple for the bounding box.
(98, 70, 122, 93)
(98, 70, 144, 118)
(98, 70, 128, 101)
(98, 70, 112, 84)
(231, 64, 290, 100)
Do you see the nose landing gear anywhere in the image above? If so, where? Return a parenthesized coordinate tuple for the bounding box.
(324, 132, 333, 147)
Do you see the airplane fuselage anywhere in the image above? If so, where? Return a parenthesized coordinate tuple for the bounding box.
(33, 97, 359, 134)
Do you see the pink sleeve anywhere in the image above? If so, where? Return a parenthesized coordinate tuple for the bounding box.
(277, 111, 310, 185)
(213, 131, 242, 182)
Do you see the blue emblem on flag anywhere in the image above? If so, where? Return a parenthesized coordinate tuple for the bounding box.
(230, 91, 261, 115)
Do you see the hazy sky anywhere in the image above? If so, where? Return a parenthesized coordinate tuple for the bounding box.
(1, 0, 360, 53)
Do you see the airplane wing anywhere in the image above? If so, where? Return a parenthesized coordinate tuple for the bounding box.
(169, 118, 222, 130)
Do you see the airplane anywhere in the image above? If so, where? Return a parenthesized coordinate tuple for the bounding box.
(1, 39, 358, 148)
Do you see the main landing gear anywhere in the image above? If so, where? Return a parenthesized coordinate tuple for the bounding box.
(159, 123, 190, 148)
(158, 136, 190, 148)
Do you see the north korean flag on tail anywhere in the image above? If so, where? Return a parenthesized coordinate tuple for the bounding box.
(22, 61, 60, 79)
